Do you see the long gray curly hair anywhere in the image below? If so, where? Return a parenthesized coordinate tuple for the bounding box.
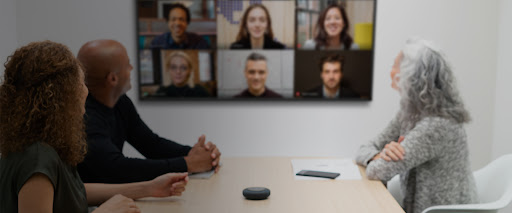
(397, 38, 470, 132)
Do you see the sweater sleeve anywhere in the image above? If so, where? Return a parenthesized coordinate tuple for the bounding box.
(119, 95, 192, 160)
(79, 128, 188, 183)
(365, 117, 449, 181)
(355, 114, 401, 166)
(78, 96, 192, 183)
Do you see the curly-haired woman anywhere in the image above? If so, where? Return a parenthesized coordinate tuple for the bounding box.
(0, 41, 188, 213)
(355, 38, 477, 213)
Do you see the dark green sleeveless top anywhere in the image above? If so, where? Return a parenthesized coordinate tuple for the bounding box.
(0, 142, 88, 212)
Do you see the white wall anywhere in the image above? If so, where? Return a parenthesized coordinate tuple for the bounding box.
(0, 0, 18, 72)
(493, 0, 512, 158)
(11, 0, 501, 170)
(493, 0, 512, 211)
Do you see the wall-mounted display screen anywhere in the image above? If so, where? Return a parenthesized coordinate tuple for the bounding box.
(137, 0, 376, 100)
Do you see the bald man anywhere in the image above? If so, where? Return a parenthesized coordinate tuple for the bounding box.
(76, 40, 220, 183)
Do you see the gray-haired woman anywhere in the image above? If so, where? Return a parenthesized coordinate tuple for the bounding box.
(355, 38, 478, 213)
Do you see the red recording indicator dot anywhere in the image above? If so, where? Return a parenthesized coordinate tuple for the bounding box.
(295, 92, 300, 97)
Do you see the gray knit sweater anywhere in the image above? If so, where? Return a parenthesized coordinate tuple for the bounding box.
(355, 115, 478, 213)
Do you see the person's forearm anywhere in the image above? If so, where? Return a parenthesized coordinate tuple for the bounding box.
(133, 137, 192, 159)
(85, 181, 151, 206)
(355, 145, 380, 166)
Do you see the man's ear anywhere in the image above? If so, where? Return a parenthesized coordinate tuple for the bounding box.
(106, 72, 118, 86)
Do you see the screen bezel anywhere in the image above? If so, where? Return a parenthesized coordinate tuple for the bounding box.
(134, 0, 377, 102)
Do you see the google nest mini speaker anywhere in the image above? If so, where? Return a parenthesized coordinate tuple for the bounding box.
(243, 187, 271, 200)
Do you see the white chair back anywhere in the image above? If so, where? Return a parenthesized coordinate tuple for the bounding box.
(387, 174, 403, 207)
(421, 154, 512, 213)
(473, 154, 512, 207)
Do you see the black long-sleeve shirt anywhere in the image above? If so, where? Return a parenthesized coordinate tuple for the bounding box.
(77, 94, 192, 183)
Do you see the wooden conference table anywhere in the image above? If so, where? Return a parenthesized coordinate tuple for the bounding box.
(135, 157, 404, 213)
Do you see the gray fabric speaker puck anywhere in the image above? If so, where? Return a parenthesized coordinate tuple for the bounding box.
(243, 187, 270, 200)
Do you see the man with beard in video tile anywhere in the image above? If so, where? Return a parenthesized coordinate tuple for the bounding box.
(306, 54, 359, 99)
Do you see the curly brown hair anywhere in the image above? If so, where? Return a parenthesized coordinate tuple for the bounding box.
(0, 41, 87, 166)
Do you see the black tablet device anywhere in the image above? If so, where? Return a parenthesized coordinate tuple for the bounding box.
(296, 170, 340, 179)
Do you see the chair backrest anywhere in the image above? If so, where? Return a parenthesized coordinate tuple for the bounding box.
(473, 154, 512, 206)
(387, 174, 404, 207)
(421, 154, 512, 213)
